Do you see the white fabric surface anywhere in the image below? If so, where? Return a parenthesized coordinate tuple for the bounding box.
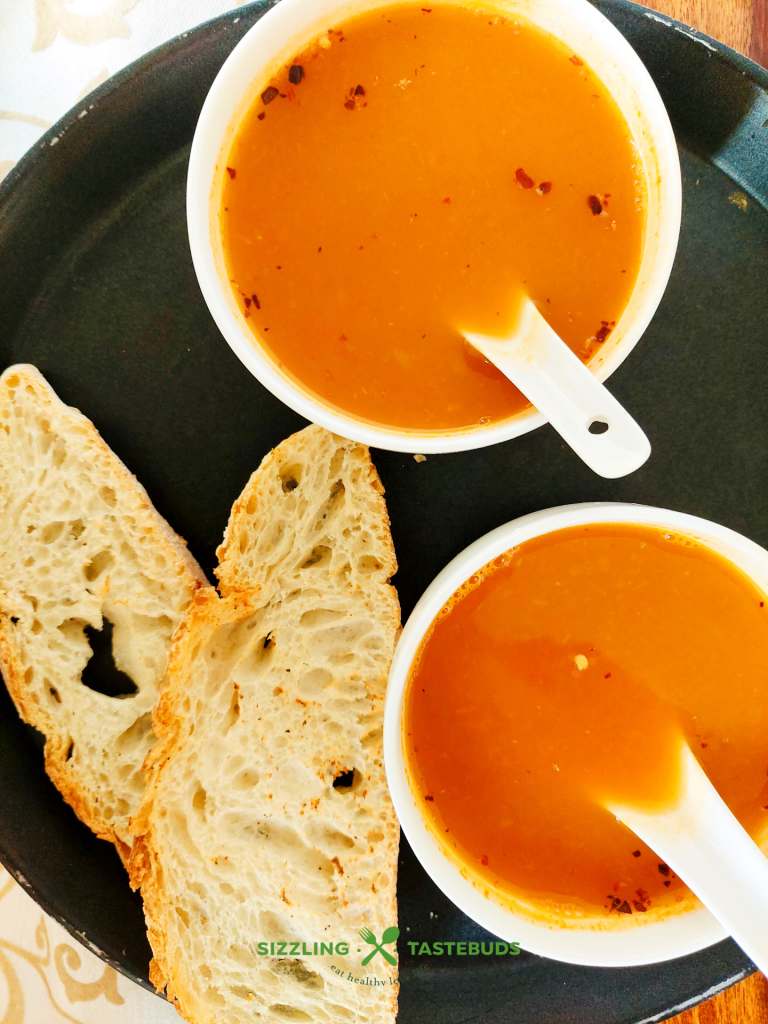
(0, 2, 243, 1020)
(0, 864, 177, 1022)
(0, 0, 244, 179)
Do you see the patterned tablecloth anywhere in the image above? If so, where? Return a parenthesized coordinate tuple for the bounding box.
(0, 2, 242, 1021)
(0, 0, 243, 179)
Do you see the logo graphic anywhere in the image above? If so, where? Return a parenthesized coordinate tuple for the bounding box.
(359, 926, 399, 966)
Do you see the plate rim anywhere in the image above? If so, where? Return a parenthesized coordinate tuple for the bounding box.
(0, 0, 765, 1019)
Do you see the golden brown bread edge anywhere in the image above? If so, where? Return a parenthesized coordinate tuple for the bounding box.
(0, 364, 206, 865)
(130, 425, 401, 1024)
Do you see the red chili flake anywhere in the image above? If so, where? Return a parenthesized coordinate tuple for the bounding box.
(289, 65, 304, 85)
(425, 795, 434, 801)
(481, 854, 489, 866)
(279, 93, 287, 98)
(701, 742, 708, 748)
(636, 888, 649, 902)
(261, 86, 279, 105)
(226, 167, 236, 179)
(339, 333, 347, 341)
(761, 602, 765, 607)
(632, 850, 641, 857)
(617, 901, 632, 914)
(516, 167, 535, 189)
(443, 197, 451, 204)
(422, 7, 432, 10)
(595, 325, 611, 343)
(663, 880, 671, 887)
(537, 181, 553, 195)
(632, 901, 647, 913)
(570, 55, 584, 65)
(604, 672, 612, 679)
(344, 99, 356, 110)
(588, 195, 603, 215)
(658, 863, 670, 877)
(257, 112, 266, 121)
(244, 297, 252, 308)
(354, 84, 366, 95)
(251, 294, 261, 310)
(318, 247, 322, 253)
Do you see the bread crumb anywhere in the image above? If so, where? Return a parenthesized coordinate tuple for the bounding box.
(729, 191, 748, 212)
(413, 454, 427, 463)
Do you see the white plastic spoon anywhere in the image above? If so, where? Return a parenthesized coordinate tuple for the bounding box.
(463, 300, 651, 479)
(607, 742, 768, 974)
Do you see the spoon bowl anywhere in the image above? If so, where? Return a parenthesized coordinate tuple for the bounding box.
(608, 742, 768, 975)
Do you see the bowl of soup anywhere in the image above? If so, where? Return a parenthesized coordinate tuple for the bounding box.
(188, 0, 680, 453)
(384, 503, 768, 965)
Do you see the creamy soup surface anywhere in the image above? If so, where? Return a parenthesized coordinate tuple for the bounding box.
(221, 3, 645, 430)
(405, 524, 768, 920)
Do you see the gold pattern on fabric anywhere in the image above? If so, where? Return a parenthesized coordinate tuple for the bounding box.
(32, 0, 143, 52)
(0, 877, 90, 1024)
(54, 946, 124, 1006)
(0, 111, 53, 129)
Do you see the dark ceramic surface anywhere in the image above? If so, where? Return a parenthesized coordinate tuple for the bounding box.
(0, 1, 766, 1020)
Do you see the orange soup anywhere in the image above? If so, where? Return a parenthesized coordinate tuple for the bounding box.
(221, 4, 645, 431)
(404, 524, 768, 921)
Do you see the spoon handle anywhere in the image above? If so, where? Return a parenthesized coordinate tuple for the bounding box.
(464, 302, 650, 479)
(609, 744, 768, 975)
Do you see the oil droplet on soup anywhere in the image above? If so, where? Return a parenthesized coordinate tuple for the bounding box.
(404, 524, 768, 920)
(221, 4, 645, 431)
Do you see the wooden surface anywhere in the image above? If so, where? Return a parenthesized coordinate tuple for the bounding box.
(667, 972, 768, 1024)
(633, 0, 767, 67)
(622, 5, 767, 1021)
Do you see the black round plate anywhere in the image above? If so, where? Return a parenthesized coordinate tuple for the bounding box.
(0, 2, 766, 1020)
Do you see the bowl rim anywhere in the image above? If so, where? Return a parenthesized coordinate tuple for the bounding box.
(187, 0, 682, 454)
(383, 501, 768, 966)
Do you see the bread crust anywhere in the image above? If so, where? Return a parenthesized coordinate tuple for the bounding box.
(0, 365, 207, 860)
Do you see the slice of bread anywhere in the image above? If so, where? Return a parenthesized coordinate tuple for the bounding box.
(130, 425, 401, 1024)
(0, 365, 207, 863)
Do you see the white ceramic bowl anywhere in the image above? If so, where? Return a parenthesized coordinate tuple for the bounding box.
(384, 502, 768, 966)
(188, 0, 681, 454)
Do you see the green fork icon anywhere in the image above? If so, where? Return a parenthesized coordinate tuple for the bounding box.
(359, 926, 399, 966)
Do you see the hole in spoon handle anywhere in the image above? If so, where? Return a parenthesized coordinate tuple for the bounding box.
(588, 418, 610, 435)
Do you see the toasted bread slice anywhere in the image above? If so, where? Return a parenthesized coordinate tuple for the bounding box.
(130, 426, 401, 1024)
(0, 365, 206, 862)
